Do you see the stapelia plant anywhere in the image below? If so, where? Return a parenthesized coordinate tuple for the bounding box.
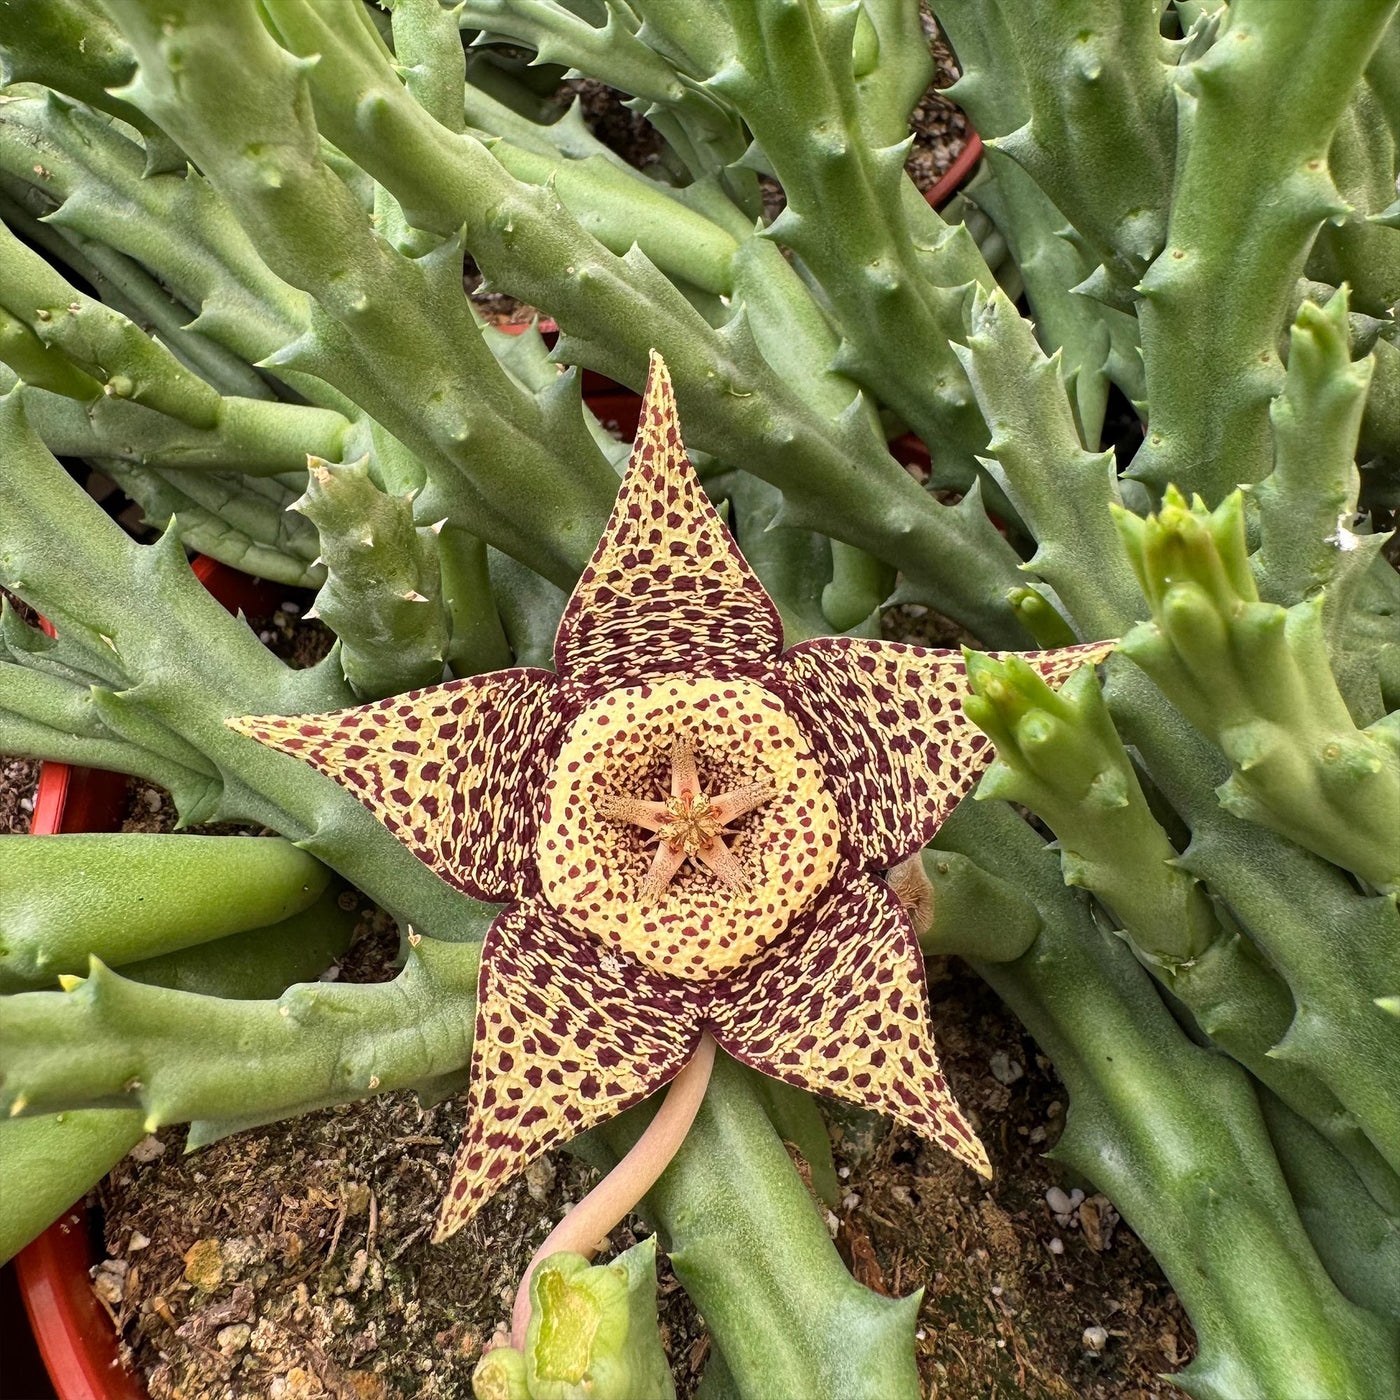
(1, 1, 1399, 1398)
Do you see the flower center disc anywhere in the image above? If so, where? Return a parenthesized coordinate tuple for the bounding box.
(537, 677, 841, 979)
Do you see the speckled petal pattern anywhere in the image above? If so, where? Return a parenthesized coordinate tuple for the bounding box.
(227, 669, 561, 903)
(434, 897, 702, 1241)
(554, 353, 783, 689)
(709, 868, 991, 1179)
(774, 639, 1115, 868)
(538, 676, 841, 980)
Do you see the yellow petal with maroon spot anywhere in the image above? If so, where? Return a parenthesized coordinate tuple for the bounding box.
(554, 351, 783, 689)
(708, 869, 991, 1179)
(226, 669, 561, 903)
(775, 638, 1116, 868)
(537, 675, 841, 980)
(433, 897, 702, 1242)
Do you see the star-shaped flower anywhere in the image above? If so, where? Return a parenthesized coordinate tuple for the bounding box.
(229, 354, 1111, 1242)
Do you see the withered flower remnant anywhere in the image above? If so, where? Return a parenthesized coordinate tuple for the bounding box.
(229, 353, 1110, 1241)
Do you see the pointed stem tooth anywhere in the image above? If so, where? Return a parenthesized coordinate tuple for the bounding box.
(303, 606, 320, 620)
(9, 1096, 28, 1117)
(429, 518, 449, 534)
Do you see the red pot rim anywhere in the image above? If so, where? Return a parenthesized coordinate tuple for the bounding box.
(16, 556, 278, 1400)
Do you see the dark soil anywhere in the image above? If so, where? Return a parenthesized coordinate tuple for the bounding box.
(89, 957, 1189, 1400)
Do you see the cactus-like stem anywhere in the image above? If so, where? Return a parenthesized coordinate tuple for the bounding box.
(936, 799, 1400, 1400)
(0, 0, 181, 167)
(103, 0, 623, 590)
(0, 833, 329, 990)
(0, 881, 358, 1263)
(0, 1110, 146, 1265)
(1131, 0, 1400, 502)
(965, 655, 1217, 965)
(1260, 1091, 1400, 1324)
(913, 847, 1041, 963)
(0, 178, 276, 405)
(965, 652, 1400, 1212)
(10, 380, 350, 478)
(0, 90, 304, 366)
(582, 1051, 923, 1400)
(1107, 663, 1400, 1184)
(0, 219, 220, 428)
(293, 458, 450, 699)
(1115, 488, 1400, 891)
(954, 286, 1140, 640)
(935, 2, 1146, 435)
(1254, 288, 1375, 609)
(96, 459, 325, 589)
(193, 0, 1036, 643)
(710, 0, 992, 486)
(439, 526, 515, 678)
(0, 396, 490, 940)
(966, 0, 1176, 297)
(1252, 288, 1399, 725)
(0, 934, 480, 1129)
(454, 0, 754, 206)
(1305, 35, 1400, 318)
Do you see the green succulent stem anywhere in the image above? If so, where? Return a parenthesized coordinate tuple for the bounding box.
(104, 0, 622, 590)
(965, 650, 1400, 1212)
(0, 833, 329, 991)
(142, 0, 1035, 645)
(1115, 488, 1400, 892)
(1131, 0, 1400, 503)
(936, 800, 1400, 1400)
(1260, 1091, 1400, 1324)
(1254, 288, 1375, 610)
(0, 878, 358, 1263)
(953, 286, 1140, 641)
(973, 0, 1176, 295)
(712, 0, 995, 488)
(0, 934, 479, 1132)
(1106, 662, 1400, 1185)
(0, 395, 490, 941)
(294, 458, 450, 699)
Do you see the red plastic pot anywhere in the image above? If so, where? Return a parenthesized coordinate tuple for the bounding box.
(15, 130, 985, 1399)
(15, 557, 278, 1400)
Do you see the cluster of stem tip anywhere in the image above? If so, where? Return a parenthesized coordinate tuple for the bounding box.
(1114, 487, 1400, 893)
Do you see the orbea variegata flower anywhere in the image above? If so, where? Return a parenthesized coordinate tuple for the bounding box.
(230, 354, 1111, 1241)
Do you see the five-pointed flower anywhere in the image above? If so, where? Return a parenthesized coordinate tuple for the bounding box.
(229, 354, 1112, 1242)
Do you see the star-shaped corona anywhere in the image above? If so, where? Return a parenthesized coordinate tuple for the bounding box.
(228, 352, 1114, 1242)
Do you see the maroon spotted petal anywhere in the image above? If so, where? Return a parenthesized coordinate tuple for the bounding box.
(227, 669, 563, 903)
(434, 897, 703, 1241)
(554, 352, 783, 690)
(707, 867, 990, 1178)
(774, 637, 1114, 867)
